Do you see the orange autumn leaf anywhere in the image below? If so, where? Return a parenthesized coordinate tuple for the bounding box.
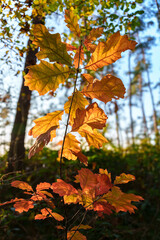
(82, 74, 126, 104)
(33, 24, 72, 65)
(79, 128, 108, 148)
(72, 102, 107, 132)
(85, 31, 137, 71)
(64, 90, 89, 124)
(67, 230, 87, 240)
(51, 179, 78, 196)
(35, 208, 64, 221)
(105, 186, 143, 214)
(114, 173, 135, 185)
(73, 46, 84, 68)
(14, 200, 34, 213)
(64, 192, 82, 205)
(65, 9, 81, 38)
(82, 73, 94, 83)
(11, 181, 33, 192)
(58, 133, 81, 160)
(65, 43, 77, 51)
(29, 110, 63, 139)
(28, 126, 58, 158)
(84, 27, 103, 52)
(24, 61, 71, 95)
(94, 200, 115, 216)
(36, 182, 51, 191)
(71, 151, 88, 166)
(99, 169, 111, 181)
(77, 168, 97, 192)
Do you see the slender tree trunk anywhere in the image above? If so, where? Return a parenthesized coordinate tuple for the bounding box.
(142, 49, 159, 144)
(128, 52, 135, 145)
(7, 16, 44, 172)
(139, 74, 148, 138)
(114, 100, 120, 148)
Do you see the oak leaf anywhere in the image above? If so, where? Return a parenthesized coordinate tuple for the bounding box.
(64, 90, 89, 124)
(36, 182, 51, 191)
(84, 27, 103, 52)
(35, 208, 64, 221)
(82, 74, 126, 104)
(65, 9, 81, 38)
(51, 179, 78, 196)
(105, 186, 143, 214)
(58, 133, 81, 160)
(73, 46, 84, 68)
(33, 24, 72, 65)
(85, 31, 137, 71)
(29, 110, 63, 139)
(82, 73, 94, 83)
(24, 61, 71, 95)
(28, 126, 58, 159)
(114, 173, 135, 185)
(14, 200, 34, 213)
(94, 200, 115, 216)
(72, 102, 107, 132)
(79, 128, 108, 148)
(67, 230, 87, 240)
(11, 181, 33, 192)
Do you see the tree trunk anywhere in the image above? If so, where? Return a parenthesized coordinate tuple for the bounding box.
(139, 74, 148, 138)
(7, 16, 44, 172)
(128, 52, 135, 145)
(142, 49, 159, 145)
(114, 101, 121, 148)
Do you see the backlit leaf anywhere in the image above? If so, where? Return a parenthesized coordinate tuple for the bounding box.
(28, 126, 57, 158)
(36, 182, 51, 191)
(79, 128, 108, 148)
(73, 46, 84, 68)
(84, 27, 103, 52)
(72, 102, 107, 132)
(52, 179, 78, 196)
(85, 31, 137, 71)
(65, 9, 81, 38)
(33, 24, 72, 65)
(94, 199, 115, 216)
(14, 200, 34, 213)
(29, 110, 63, 139)
(64, 90, 89, 124)
(105, 186, 143, 213)
(82, 73, 94, 83)
(58, 133, 81, 160)
(67, 230, 87, 240)
(82, 74, 126, 103)
(24, 61, 71, 95)
(114, 173, 135, 185)
(35, 208, 64, 221)
(77, 168, 97, 192)
(11, 181, 33, 192)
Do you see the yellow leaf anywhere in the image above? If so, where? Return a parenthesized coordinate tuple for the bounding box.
(79, 127, 108, 148)
(65, 9, 81, 38)
(64, 89, 89, 124)
(33, 24, 72, 65)
(82, 74, 126, 103)
(85, 32, 137, 71)
(58, 133, 80, 160)
(29, 110, 63, 139)
(24, 60, 71, 95)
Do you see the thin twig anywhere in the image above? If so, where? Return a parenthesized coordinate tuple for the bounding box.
(59, 40, 83, 179)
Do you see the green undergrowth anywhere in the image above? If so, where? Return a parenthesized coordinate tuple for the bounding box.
(0, 143, 160, 240)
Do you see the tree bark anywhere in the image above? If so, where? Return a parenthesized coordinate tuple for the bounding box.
(7, 16, 44, 172)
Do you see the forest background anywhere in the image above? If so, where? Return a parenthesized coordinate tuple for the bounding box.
(0, 0, 160, 239)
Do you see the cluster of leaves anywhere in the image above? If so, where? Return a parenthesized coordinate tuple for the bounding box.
(0, 8, 143, 239)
